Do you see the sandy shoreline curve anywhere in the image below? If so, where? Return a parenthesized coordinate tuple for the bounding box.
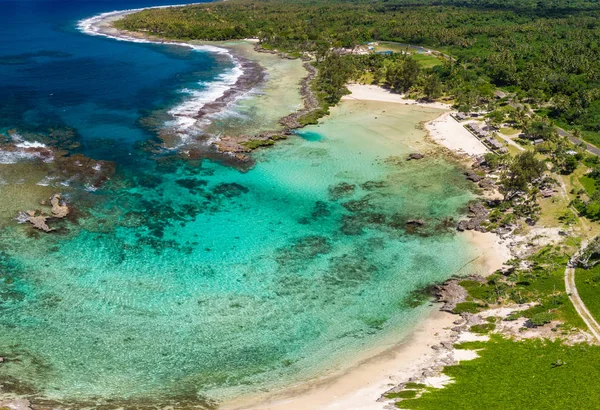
(343, 84, 489, 156)
(223, 90, 509, 408)
(76, 11, 511, 409)
(342, 83, 451, 110)
(222, 231, 509, 410)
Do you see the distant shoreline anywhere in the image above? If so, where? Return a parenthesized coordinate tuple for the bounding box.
(78, 8, 323, 164)
(78, 7, 271, 163)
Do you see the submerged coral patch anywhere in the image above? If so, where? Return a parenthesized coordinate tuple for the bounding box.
(323, 254, 378, 287)
(275, 235, 332, 271)
(212, 182, 249, 198)
(328, 182, 356, 200)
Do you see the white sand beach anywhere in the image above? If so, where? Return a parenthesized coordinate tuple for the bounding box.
(223, 309, 458, 410)
(425, 112, 488, 156)
(343, 84, 451, 110)
(343, 84, 489, 156)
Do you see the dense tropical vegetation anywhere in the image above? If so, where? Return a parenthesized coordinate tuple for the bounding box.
(116, 0, 600, 143)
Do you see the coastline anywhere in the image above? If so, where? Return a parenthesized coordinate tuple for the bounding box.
(220, 92, 511, 408)
(342, 84, 451, 110)
(78, 8, 315, 164)
(222, 308, 458, 410)
(72, 10, 512, 410)
(221, 230, 510, 410)
(342, 84, 488, 157)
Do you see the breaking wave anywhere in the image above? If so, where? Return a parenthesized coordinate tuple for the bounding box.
(78, 7, 246, 145)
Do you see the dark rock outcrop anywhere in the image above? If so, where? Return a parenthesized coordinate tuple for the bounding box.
(406, 219, 425, 227)
(456, 201, 488, 232)
(478, 178, 495, 189)
(406, 152, 425, 161)
(464, 170, 483, 182)
(434, 279, 468, 312)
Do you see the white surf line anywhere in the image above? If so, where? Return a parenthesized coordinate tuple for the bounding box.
(77, 4, 247, 146)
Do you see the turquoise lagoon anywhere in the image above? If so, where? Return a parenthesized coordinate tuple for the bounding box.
(0, 99, 482, 406)
(0, 2, 483, 407)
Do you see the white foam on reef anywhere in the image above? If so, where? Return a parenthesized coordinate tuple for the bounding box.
(1, 134, 54, 164)
(165, 64, 244, 137)
(0, 150, 47, 164)
(78, 6, 247, 146)
(15, 141, 47, 149)
(37, 176, 58, 187)
(14, 212, 29, 224)
(0, 151, 30, 164)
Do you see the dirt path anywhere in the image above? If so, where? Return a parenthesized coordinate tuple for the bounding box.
(565, 253, 600, 343)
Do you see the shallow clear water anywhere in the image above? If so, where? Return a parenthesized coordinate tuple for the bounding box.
(0, 2, 480, 407)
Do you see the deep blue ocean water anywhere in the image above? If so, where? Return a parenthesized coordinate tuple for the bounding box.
(0, 2, 483, 407)
(0, 0, 221, 161)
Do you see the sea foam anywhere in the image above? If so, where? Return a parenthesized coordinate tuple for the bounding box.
(0, 133, 53, 164)
(78, 7, 246, 146)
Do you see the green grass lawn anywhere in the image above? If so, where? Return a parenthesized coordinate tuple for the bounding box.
(575, 265, 600, 323)
(372, 43, 443, 68)
(581, 130, 600, 149)
(579, 175, 597, 196)
(455, 246, 585, 329)
(373, 41, 411, 53)
(400, 336, 600, 410)
(499, 127, 519, 136)
(410, 53, 443, 68)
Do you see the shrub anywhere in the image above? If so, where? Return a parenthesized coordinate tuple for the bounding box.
(453, 301, 484, 314)
(471, 323, 496, 334)
(527, 312, 555, 327)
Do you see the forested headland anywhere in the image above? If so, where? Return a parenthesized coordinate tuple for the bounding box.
(115, 0, 600, 144)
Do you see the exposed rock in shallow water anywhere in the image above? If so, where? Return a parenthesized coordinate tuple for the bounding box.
(457, 201, 489, 232)
(278, 63, 319, 129)
(55, 154, 115, 189)
(0, 399, 32, 410)
(50, 193, 69, 218)
(406, 152, 425, 161)
(464, 170, 483, 182)
(17, 193, 69, 232)
(24, 212, 52, 232)
(407, 219, 425, 226)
